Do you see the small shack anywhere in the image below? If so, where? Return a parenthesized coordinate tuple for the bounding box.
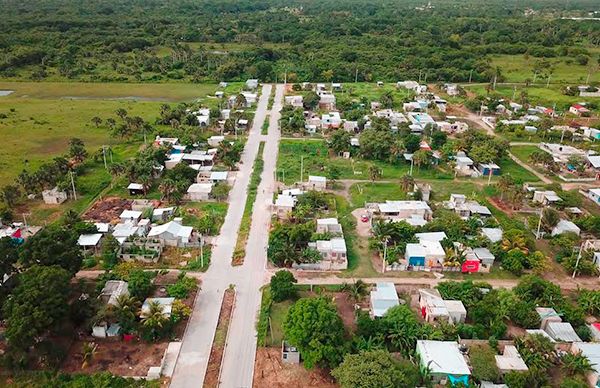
(281, 341, 300, 364)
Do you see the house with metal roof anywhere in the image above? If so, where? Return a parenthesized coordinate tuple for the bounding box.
(545, 322, 581, 342)
(418, 289, 466, 325)
(147, 220, 194, 247)
(416, 340, 470, 385)
(370, 282, 400, 318)
(368, 200, 432, 226)
(571, 342, 600, 387)
(495, 345, 528, 374)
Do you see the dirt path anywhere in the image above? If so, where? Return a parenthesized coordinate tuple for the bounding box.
(507, 151, 552, 184)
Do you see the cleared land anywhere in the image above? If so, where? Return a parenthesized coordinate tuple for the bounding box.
(490, 54, 600, 84)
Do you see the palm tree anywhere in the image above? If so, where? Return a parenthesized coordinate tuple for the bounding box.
(501, 235, 529, 255)
(444, 246, 467, 268)
(91, 116, 102, 127)
(112, 294, 140, 333)
(81, 342, 98, 369)
(341, 280, 369, 302)
(159, 178, 177, 202)
(400, 174, 415, 192)
(115, 108, 128, 120)
(561, 352, 595, 376)
(368, 166, 381, 182)
(412, 150, 431, 171)
(388, 140, 405, 163)
(496, 175, 514, 201)
(142, 300, 169, 341)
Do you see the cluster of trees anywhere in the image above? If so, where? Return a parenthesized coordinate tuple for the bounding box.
(1, 0, 598, 83)
(268, 192, 333, 267)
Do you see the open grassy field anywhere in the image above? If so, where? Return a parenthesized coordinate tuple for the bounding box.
(335, 82, 413, 109)
(490, 54, 600, 84)
(463, 83, 600, 111)
(0, 81, 225, 101)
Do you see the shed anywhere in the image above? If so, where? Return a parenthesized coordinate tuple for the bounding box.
(444, 300, 467, 324)
(370, 282, 400, 318)
(282, 341, 300, 364)
(478, 163, 501, 176)
(571, 342, 600, 387)
(78, 233, 103, 253)
(99, 280, 129, 306)
(481, 228, 503, 243)
(551, 220, 581, 236)
(545, 322, 581, 342)
(127, 183, 145, 196)
(307, 175, 327, 191)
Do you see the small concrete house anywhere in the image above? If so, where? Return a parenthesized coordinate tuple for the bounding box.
(571, 342, 600, 387)
(99, 280, 129, 306)
(245, 79, 259, 90)
(307, 175, 327, 191)
(416, 340, 470, 385)
(495, 345, 528, 374)
(533, 190, 562, 205)
(536, 307, 563, 330)
(42, 187, 68, 205)
(418, 289, 466, 325)
(120, 210, 143, 224)
(77, 233, 103, 254)
(274, 194, 297, 219)
(284, 95, 303, 108)
(187, 183, 213, 201)
(147, 220, 194, 247)
(127, 183, 145, 196)
(282, 341, 300, 364)
(370, 282, 400, 318)
(551, 219, 581, 236)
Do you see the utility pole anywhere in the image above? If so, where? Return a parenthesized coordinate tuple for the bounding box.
(70, 171, 77, 200)
(572, 243, 583, 279)
(493, 75, 497, 90)
(102, 146, 108, 169)
(469, 69, 473, 83)
(532, 71, 538, 84)
(418, 70, 422, 83)
(546, 74, 551, 88)
(355, 67, 358, 83)
(300, 155, 304, 183)
(586, 72, 591, 85)
(200, 234, 204, 268)
(409, 157, 414, 176)
(487, 166, 493, 185)
(512, 86, 517, 101)
(535, 206, 543, 239)
(382, 237, 389, 273)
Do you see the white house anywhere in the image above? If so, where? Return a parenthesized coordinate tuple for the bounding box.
(187, 183, 213, 201)
(533, 190, 562, 205)
(416, 341, 470, 385)
(284, 95, 303, 107)
(370, 282, 400, 318)
(481, 227, 503, 243)
(78, 233, 103, 254)
(570, 104, 591, 116)
(245, 79, 259, 90)
(454, 153, 475, 177)
(582, 188, 600, 205)
(147, 220, 194, 247)
(444, 194, 492, 219)
(551, 219, 581, 236)
(42, 187, 68, 205)
(418, 289, 466, 324)
(318, 93, 336, 110)
(274, 194, 297, 219)
(369, 200, 432, 226)
(306, 175, 327, 191)
(120, 210, 142, 224)
(208, 136, 225, 147)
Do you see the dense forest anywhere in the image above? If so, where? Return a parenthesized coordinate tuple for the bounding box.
(1, 0, 599, 83)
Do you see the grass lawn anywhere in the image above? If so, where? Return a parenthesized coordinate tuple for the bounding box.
(490, 54, 600, 84)
(337, 82, 413, 109)
(463, 83, 600, 112)
(277, 139, 453, 185)
(493, 157, 540, 183)
(0, 81, 221, 101)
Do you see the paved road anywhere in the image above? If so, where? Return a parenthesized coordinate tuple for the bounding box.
(170, 84, 273, 388)
(219, 84, 284, 388)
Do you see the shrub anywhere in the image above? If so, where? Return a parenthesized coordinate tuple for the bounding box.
(166, 274, 197, 299)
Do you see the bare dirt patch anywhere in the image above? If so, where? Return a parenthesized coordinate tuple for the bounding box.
(204, 288, 235, 388)
(253, 347, 337, 388)
(62, 340, 167, 376)
(83, 197, 131, 223)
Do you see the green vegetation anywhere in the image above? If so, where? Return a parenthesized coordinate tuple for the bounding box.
(490, 54, 600, 84)
(181, 202, 228, 236)
(233, 141, 265, 264)
(1, 1, 598, 84)
(3, 372, 158, 388)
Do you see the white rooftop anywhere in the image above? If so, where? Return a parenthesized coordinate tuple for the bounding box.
(210, 171, 228, 181)
(127, 183, 144, 190)
(546, 322, 582, 342)
(495, 345, 528, 372)
(481, 228, 503, 243)
(378, 200, 431, 213)
(308, 175, 326, 182)
(187, 183, 213, 194)
(370, 282, 400, 317)
(275, 194, 296, 207)
(416, 340, 471, 376)
(141, 297, 175, 317)
(120, 210, 142, 220)
(415, 231, 447, 242)
(78, 233, 102, 247)
(148, 221, 193, 240)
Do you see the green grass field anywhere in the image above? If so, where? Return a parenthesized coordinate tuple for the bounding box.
(490, 54, 600, 84)
(463, 83, 599, 112)
(335, 82, 412, 109)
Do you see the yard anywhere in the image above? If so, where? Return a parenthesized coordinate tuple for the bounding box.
(276, 139, 452, 185)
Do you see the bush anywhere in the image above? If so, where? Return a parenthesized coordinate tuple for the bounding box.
(128, 270, 155, 300)
(166, 274, 197, 299)
(270, 270, 297, 302)
(470, 345, 500, 382)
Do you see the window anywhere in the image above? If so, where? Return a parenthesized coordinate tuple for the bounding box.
(283, 354, 287, 359)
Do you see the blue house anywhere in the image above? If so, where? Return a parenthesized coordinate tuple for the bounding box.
(478, 163, 501, 176)
(405, 243, 426, 266)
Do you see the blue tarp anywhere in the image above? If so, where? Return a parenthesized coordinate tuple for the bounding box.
(448, 375, 469, 385)
(409, 256, 425, 266)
